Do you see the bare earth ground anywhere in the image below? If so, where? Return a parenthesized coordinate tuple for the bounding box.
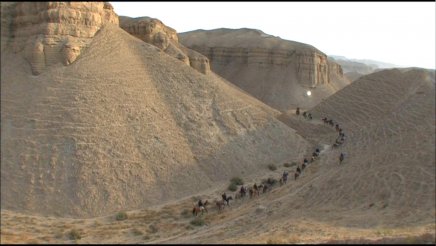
(1, 24, 435, 243)
(1, 112, 435, 243)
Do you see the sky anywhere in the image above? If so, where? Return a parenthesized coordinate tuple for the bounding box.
(111, 2, 435, 69)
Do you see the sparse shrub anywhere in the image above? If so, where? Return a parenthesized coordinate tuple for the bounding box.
(262, 177, 278, 186)
(228, 182, 238, 191)
(68, 229, 81, 240)
(266, 237, 284, 244)
(143, 235, 151, 240)
(115, 211, 128, 221)
(54, 231, 64, 239)
(148, 224, 158, 234)
(131, 228, 143, 236)
(190, 217, 205, 226)
(267, 164, 277, 171)
(230, 177, 244, 185)
(284, 162, 296, 167)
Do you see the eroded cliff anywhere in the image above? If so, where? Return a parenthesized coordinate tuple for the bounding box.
(119, 16, 210, 74)
(179, 28, 350, 111)
(1, 2, 118, 75)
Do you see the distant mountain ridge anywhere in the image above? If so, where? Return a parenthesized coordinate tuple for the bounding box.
(329, 55, 399, 69)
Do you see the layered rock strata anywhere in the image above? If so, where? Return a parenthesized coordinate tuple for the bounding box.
(179, 28, 350, 111)
(119, 16, 210, 74)
(1, 2, 118, 75)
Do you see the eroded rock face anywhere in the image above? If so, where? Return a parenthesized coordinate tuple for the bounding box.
(2, 2, 118, 75)
(119, 16, 210, 74)
(179, 29, 350, 110)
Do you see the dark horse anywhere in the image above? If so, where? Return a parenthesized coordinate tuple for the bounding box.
(192, 200, 209, 216)
(216, 199, 227, 211)
(223, 196, 233, 206)
(294, 171, 300, 180)
(249, 187, 259, 198)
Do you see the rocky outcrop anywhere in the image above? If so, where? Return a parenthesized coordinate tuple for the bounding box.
(1, 24, 309, 218)
(179, 28, 350, 111)
(119, 16, 210, 74)
(1, 2, 118, 75)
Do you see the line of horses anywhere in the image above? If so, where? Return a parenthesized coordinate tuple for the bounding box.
(192, 112, 347, 217)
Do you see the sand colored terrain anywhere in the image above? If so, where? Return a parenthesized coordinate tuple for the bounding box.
(179, 28, 350, 111)
(1, 66, 434, 243)
(1, 23, 310, 218)
(119, 16, 210, 74)
(1, 2, 435, 244)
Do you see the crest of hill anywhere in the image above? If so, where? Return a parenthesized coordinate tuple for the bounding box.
(1, 23, 310, 218)
(119, 16, 211, 74)
(181, 28, 319, 51)
(179, 28, 350, 111)
(291, 68, 435, 226)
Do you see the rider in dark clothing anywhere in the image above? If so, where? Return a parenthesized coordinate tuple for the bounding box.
(222, 193, 227, 201)
(198, 200, 203, 207)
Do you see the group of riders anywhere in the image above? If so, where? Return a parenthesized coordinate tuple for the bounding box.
(296, 107, 312, 120)
(192, 108, 347, 216)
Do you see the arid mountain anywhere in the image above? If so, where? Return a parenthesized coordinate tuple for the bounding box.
(301, 68, 435, 223)
(1, 3, 309, 218)
(179, 28, 351, 111)
(329, 55, 401, 81)
(0, 2, 118, 75)
(119, 16, 210, 74)
(2, 68, 433, 244)
(1, 2, 434, 244)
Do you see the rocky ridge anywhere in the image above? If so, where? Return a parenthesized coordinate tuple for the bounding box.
(179, 28, 350, 111)
(119, 16, 210, 74)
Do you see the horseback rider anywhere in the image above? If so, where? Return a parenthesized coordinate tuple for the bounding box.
(296, 107, 300, 116)
(198, 199, 204, 208)
(308, 113, 312, 120)
(302, 111, 307, 118)
(315, 148, 320, 154)
(240, 186, 246, 196)
(339, 153, 345, 164)
(253, 183, 258, 191)
(296, 166, 301, 174)
(222, 192, 227, 201)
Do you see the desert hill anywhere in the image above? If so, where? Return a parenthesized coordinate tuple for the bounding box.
(1, 3, 310, 218)
(2, 68, 433, 244)
(300, 68, 436, 223)
(179, 28, 350, 111)
(1, 2, 435, 244)
(119, 16, 210, 74)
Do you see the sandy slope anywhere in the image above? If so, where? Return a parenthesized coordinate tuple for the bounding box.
(1, 68, 434, 244)
(1, 24, 311, 218)
(1, 17, 435, 245)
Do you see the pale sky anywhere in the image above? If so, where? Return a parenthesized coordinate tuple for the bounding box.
(111, 2, 435, 69)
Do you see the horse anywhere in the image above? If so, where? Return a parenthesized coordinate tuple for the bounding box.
(223, 196, 233, 206)
(215, 200, 226, 211)
(262, 184, 270, 193)
(282, 171, 289, 184)
(239, 186, 247, 198)
(249, 187, 259, 198)
(192, 200, 209, 216)
(294, 171, 300, 180)
(235, 192, 242, 200)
